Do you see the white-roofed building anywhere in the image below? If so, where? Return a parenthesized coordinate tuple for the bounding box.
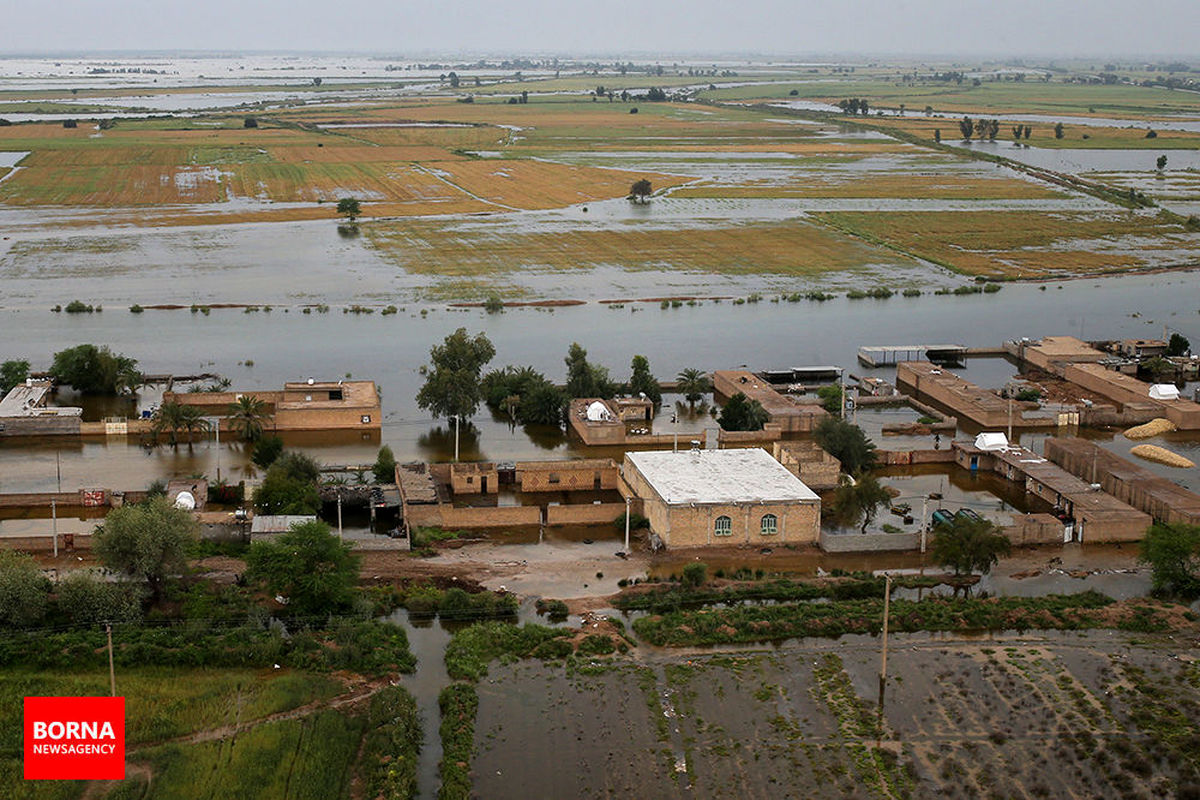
(623, 448, 820, 548)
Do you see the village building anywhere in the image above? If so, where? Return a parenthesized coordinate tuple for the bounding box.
(567, 397, 655, 445)
(772, 440, 841, 490)
(711, 370, 826, 433)
(0, 380, 82, 437)
(623, 448, 821, 548)
(164, 379, 381, 432)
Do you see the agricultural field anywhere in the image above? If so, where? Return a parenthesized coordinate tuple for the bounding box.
(0, 668, 418, 800)
(2, 64, 1199, 300)
(814, 209, 1200, 278)
(469, 633, 1200, 799)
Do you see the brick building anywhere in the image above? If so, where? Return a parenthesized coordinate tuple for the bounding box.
(165, 380, 381, 432)
(623, 448, 821, 548)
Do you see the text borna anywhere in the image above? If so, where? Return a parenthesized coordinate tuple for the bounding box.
(31, 721, 117, 740)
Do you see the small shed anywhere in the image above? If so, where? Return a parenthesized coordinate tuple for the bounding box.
(250, 515, 317, 540)
(974, 432, 1010, 452)
(1149, 384, 1180, 401)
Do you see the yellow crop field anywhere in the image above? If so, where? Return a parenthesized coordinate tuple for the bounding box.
(422, 159, 688, 210)
(673, 173, 1066, 200)
(814, 210, 1195, 277)
(365, 217, 913, 277)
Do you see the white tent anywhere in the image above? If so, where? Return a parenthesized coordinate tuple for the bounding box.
(585, 401, 613, 422)
(974, 432, 1009, 452)
(173, 491, 196, 511)
(1149, 384, 1180, 401)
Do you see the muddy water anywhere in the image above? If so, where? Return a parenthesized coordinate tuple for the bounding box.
(385, 611, 453, 799)
(957, 140, 1200, 173)
(1, 270, 1198, 493)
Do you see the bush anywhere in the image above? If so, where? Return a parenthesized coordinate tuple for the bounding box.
(444, 622, 569, 681)
(438, 684, 478, 799)
(56, 573, 144, 626)
(681, 562, 708, 588)
(251, 435, 284, 470)
(373, 445, 397, 484)
(0, 551, 51, 627)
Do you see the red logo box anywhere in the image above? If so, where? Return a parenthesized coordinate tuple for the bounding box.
(24, 697, 125, 780)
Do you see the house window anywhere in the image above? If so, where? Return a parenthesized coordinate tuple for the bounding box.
(466, 476, 474, 484)
(760, 514, 778, 535)
(548, 473, 560, 484)
(329, 389, 343, 401)
(714, 515, 732, 536)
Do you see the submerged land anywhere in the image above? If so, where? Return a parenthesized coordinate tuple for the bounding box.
(2, 54, 1200, 800)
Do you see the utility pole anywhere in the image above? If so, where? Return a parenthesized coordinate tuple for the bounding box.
(56, 452, 61, 493)
(106, 623, 116, 697)
(840, 371, 846, 420)
(337, 491, 343, 540)
(51, 500, 58, 559)
(623, 496, 631, 553)
(1007, 395, 1013, 442)
(454, 415, 460, 462)
(878, 573, 892, 720)
(920, 498, 928, 557)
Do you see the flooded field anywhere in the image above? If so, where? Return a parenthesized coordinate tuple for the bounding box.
(470, 631, 1200, 799)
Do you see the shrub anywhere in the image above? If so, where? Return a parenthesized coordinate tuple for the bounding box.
(682, 562, 708, 588)
(0, 551, 50, 627)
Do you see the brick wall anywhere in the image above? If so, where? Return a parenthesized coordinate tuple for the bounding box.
(1003, 514, 1066, 546)
(438, 506, 541, 529)
(546, 503, 627, 526)
(819, 530, 919, 553)
(518, 463, 618, 492)
(644, 498, 820, 548)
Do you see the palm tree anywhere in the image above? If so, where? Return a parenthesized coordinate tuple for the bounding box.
(152, 402, 209, 446)
(228, 395, 268, 442)
(676, 368, 712, 405)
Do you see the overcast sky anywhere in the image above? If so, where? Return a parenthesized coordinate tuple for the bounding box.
(4, 0, 1198, 59)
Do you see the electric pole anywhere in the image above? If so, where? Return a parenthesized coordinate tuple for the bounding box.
(878, 573, 892, 722)
(106, 623, 116, 697)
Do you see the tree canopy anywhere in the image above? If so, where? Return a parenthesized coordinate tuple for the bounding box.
(564, 343, 616, 400)
(717, 392, 768, 432)
(337, 197, 361, 222)
(814, 417, 876, 475)
(828, 474, 891, 534)
(930, 516, 1012, 580)
(416, 328, 496, 421)
(676, 368, 711, 405)
(228, 395, 269, 442)
(93, 496, 199, 600)
(253, 451, 323, 515)
(373, 445, 397, 484)
(50, 344, 140, 395)
(1140, 522, 1200, 600)
(246, 520, 360, 616)
(152, 401, 210, 446)
(0, 359, 30, 395)
(0, 550, 50, 627)
(482, 365, 567, 427)
(629, 179, 652, 202)
(629, 355, 662, 406)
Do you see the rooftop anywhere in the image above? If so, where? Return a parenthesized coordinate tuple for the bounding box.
(1024, 336, 1106, 361)
(627, 448, 819, 505)
(0, 381, 82, 418)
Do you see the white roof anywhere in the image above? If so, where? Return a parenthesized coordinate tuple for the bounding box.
(627, 448, 819, 505)
(974, 432, 1009, 452)
(1149, 383, 1180, 401)
(173, 491, 196, 510)
(250, 515, 317, 534)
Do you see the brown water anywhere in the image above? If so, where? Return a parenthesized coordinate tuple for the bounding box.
(1, 270, 1197, 497)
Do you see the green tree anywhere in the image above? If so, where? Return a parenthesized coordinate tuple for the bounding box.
(519, 383, 567, 426)
(1054, 122, 1065, 139)
(481, 365, 565, 426)
(337, 197, 361, 223)
(416, 328, 496, 422)
(564, 343, 615, 399)
(828, 474, 891, 534)
(1140, 522, 1200, 599)
(814, 417, 875, 475)
(628, 355, 662, 406)
(816, 383, 844, 414)
(717, 392, 769, 431)
(246, 520, 360, 616)
(373, 445, 397, 484)
(629, 178, 652, 202)
(1156, 154, 1168, 171)
(49, 344, 141, 395)
(253, 451, 322, 515)
(251, 435, 285, 470)
(1167, 333, 1190, 357)
(152, 401, 210, 446)
(93, 496, 199, 601)
(0, 359, 30, 394)
(228, 395, 269, 442)
(931, 516, 1012, 581)
(56, 572, 144, 626)
(0, 550, 50, 627)
(958, 115, 974, 139)
(676, 368, 711, 405)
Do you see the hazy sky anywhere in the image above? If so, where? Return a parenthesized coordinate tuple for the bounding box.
(5, 0, 1198, 58)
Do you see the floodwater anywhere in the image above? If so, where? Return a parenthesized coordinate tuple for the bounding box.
(2, 269, 1199, 494)
(957, 140, 1200, 174)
